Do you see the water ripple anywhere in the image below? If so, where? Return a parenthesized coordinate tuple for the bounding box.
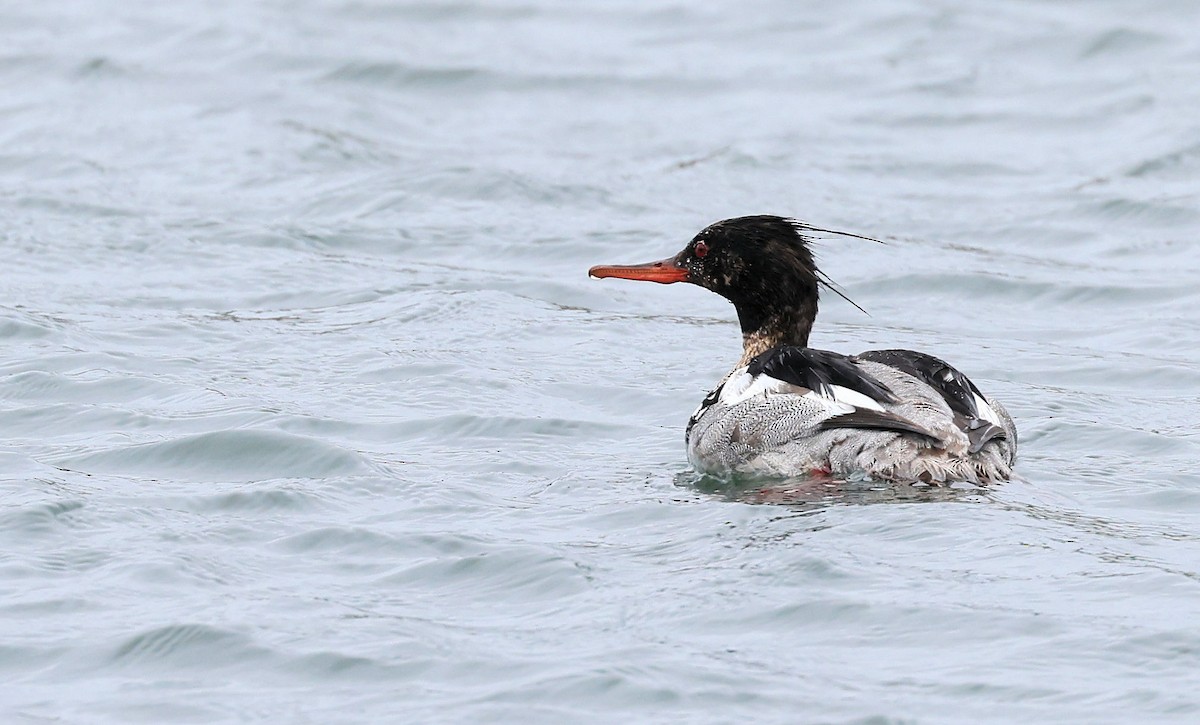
(4, 0, 1200, 722)
(108, 624, 267, 669)
(52, 429, 371, 482)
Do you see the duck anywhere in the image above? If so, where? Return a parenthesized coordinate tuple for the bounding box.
(588, 215, 1017, 484)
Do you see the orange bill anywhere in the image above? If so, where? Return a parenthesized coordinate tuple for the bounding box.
(588, 257, 688, 284)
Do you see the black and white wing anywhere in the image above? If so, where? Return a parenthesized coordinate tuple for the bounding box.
(856, 348, 1007, 452)
(711, 346, 942, 443)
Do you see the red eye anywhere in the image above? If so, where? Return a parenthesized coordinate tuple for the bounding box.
(694, 241, 709, 258)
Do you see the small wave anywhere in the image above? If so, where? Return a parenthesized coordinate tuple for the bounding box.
(272, 526, 416, 555)
(318, 59, 722, 94)
(284, 650, 407, 681)
(389, 413, 632, 443)
(0, 369, 181, 405)
(0, 499, 85, 536)
(0, 312, 57, 340)
(184, 484, 324, 514)
(71, 56, 132, 79)
(1125, 141, 1200, 180)
(1085, 196, 1200, 226)
(53, 429, 371, 482)
(1078, 28, 1165, 60)
(865, 271, 1190, 308)
(108, 623, 267, 669)
(321, 61, 487, 88)
(379, 545, 591, 602)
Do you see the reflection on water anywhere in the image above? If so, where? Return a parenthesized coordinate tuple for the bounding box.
(678, 470, 987, 507)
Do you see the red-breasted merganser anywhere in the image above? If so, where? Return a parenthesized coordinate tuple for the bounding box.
(589, 215, 1017, 484)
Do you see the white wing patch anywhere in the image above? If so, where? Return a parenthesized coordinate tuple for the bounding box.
(817, 385, 887, 412)
(973, 392, 1003, 426)
(716, 368, 888, 413)
(717, 368, 794, 407)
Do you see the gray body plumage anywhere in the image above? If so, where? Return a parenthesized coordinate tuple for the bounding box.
(687, 360, 1017, 483)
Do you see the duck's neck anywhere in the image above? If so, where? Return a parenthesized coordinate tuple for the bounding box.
(735, 300, 816, 367)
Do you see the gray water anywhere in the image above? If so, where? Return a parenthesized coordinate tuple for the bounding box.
(3, 1, 1200, 722)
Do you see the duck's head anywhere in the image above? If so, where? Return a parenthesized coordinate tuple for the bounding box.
(590, 215, 856, 353)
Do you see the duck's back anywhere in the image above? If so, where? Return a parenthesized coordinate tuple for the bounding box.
(686, 346, 1017, 483)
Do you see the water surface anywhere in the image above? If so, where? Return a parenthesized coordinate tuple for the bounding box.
(3, 1, 1200, 722)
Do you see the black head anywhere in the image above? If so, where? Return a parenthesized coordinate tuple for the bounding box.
(590, 215, 844, 348)
(675, 216, 821, 325)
